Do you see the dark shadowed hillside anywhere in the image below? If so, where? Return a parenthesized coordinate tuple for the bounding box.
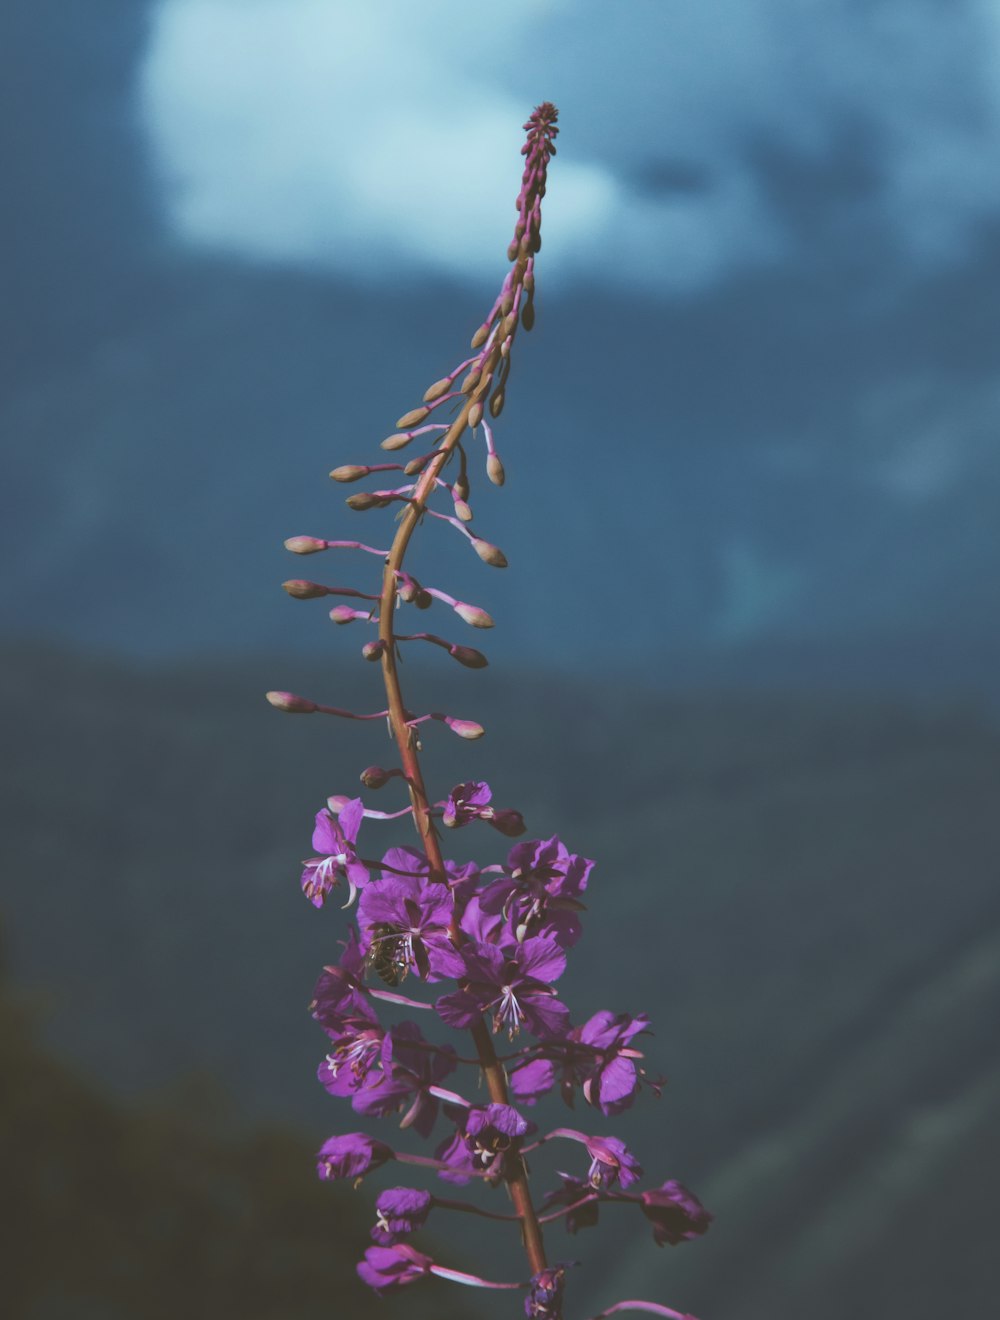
(2, 642, 998, 1316)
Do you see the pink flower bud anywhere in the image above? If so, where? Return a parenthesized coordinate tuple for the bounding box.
(395, 574, 421, 603)
(362, 640, 386, 662)
(453, 601, 494, 629)
(468, 401, 484, 428)
(283, 536, 327, 554)
(423, 377, 452, 403)
(396, 406, 430, 429)
(329, 465, 369, 483)
(445, 717, 485, 740)
(346, 492, 390, 511)
(381, 432, 413, 451)
(403, 453, 432, 477)
(448, 644, 488, 669)
(330, 605, 363, 624)
(282, 579, 328, 599)
(486, 454, 506, 486)
(265, 690, 317, 713)
(471, 537, 508, 568)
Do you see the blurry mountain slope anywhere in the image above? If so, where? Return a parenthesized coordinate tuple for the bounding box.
(2, 642, 998, 1317)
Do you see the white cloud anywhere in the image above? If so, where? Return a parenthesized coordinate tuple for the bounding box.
(140, 0, 1000, 291)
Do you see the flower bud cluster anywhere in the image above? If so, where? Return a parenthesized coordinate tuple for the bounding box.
(267, 102, 709, 1319)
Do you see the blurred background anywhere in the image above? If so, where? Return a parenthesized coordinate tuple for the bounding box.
(3, 1, 999, 1316)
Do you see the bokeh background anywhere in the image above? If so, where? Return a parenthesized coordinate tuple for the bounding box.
(3, 1, 1000, 1316)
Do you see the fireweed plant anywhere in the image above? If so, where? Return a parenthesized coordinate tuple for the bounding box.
(266, 104, 711, 1319)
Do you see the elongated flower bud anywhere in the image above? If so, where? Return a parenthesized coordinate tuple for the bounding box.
(489, 389, 505, 419)
(284, 535, 327, 554)
(468, 401, 484, 428)
(347, 492, 391, 511)
(453, 498, 473, 523)
(359, 765, 398, 789)
(423, 377, 452, 403)
(453, 601, 495, 628)
(396, 406, 430, 429)
(471, 537, 508, 568)
(381, 432, 413, 451)
(449, 644, 488, 669)
(265, 690, 317, 713)
(444, 716, 485, 739)
(487, 454, 506, 486)
(470, 322, 491, 349)
(330, 465, 369, 483)
(283, 579, 329, 599)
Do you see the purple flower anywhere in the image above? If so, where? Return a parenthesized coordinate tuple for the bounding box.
(309, 930, 370, 1031)
(553, 1130, 643, 1189)
(436, 937, 570, 1040)
(357, 1242, 433, 1293)
(436, 1102, 534, 1183)
(442, 780, 493, 827)
(441, 780, 527, 836)
(317, 1011, 385, 1098)
(358, 874, 465, 982)
(315, 1132, 393, 1183)
(300, 799, 369, 908)
(372, 1187, 433, 1244)
(525, 1265, 567, 1318)
(582, 1134, 643, 1189)
(480, 835, 592, 946)
(351, 1021, 456, 1138)
(640, 1181, 713, 1246)
(571, 1011, 653, 1116)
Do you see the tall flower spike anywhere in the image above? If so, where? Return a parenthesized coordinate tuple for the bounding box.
(270, 102, 709, 1320)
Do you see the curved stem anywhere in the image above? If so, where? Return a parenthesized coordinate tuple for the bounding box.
(374, 280, 548, 1277)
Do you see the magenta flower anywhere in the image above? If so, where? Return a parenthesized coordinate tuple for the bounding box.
(525, 1265, 568, 1318)
(581, 1134, 643, 1189)
(315, 1132, 393, 1183)
(357, 874, 465, 982)
(571, 1010, 653, 1115)
(317, 1007, 385, 1099)
(309, 930, 370, 1031)
(480, 834, 591, 946)
(436, 937, 570, 1039)
(356, 1242, 433, 1293)
(351, 1021, 456, 1137)
(372, 1187, 433, 1244)
(300, 799, 369, 907)
(640, 1181, 713, 1246)
(553, 1129, 643, 1190)
(441, 780, 527, 836)
(436, 1102, 534, 1183)
(441, 780, 493, 827)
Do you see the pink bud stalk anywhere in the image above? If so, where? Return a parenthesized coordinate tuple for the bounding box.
(284, 537, 390, 556)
